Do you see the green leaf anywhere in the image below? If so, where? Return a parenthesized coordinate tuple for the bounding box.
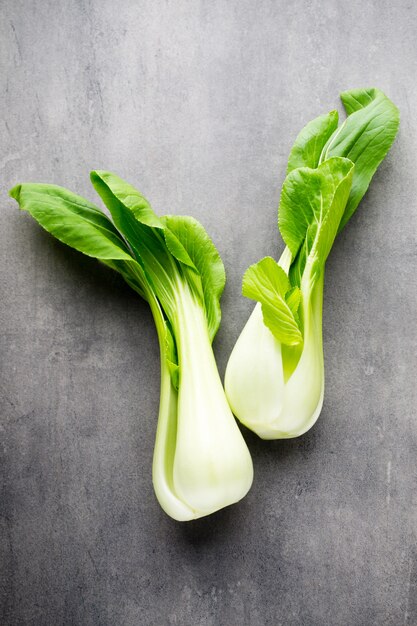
(242, 257, 303, 346)
(9, 182, 153, 302)
(9, 183, 134, 262)
(90, 170, 163, 261)
(162, 215, 226, 341)
(321, 87, 400, 230)
(279, 157, 354, 285)
(287, 110, 339, 173)
(90, 170, 163, 229)
(90, 170, 180, 319)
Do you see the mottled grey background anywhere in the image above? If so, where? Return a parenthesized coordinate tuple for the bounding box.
(0, 1, 416, 625)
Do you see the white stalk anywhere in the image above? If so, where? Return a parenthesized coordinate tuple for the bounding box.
(173, 283, 253, 516)
(225, 272, 324, 440)
(152, 283, 253, 520)
(151, 297, 195, 521)
(225, 303, 286, 434)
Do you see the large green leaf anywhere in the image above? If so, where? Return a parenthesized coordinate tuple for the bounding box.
(242, 257, 302, 346)
(279, 157, 354, 285)
(90, 170, 179, 320)
(9, 182, 153, 301)
(287, 110, 339, 173)
(162, 215, 225, 341)
(322, 87, 400, 230)
(90, 170, 163, 229)
(90, 171, 164, 261)
(10, 183, 134, 262)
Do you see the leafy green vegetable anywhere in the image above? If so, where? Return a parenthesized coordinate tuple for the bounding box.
(225, 87, 399, 439)
(10, 172, 253, 520)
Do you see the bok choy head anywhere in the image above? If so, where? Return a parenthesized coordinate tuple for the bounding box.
(10, 172, 253, 520)
(225, 88, 399, 439)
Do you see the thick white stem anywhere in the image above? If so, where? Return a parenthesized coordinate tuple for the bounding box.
(225, 303, 286, 432)
(172, 284, 253, 515)
(225, 273, 324, 439)
(274, 272, 324, 438)
(150, 298, 196, 521)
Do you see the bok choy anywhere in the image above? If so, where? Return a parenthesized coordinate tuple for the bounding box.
(10, 171, 253, 520)
(225, 88, 399, 439)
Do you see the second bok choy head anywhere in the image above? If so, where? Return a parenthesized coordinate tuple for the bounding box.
(10, 172, 253, 520)
(225, 88, 399, 440)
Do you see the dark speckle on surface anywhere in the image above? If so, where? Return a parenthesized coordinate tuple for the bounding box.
(1, 1, 416, 625)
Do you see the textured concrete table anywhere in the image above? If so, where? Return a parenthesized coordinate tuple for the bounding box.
(1, 1, 416, 625)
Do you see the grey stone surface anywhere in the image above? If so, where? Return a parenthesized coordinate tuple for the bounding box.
(0, 0, 416, 624)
